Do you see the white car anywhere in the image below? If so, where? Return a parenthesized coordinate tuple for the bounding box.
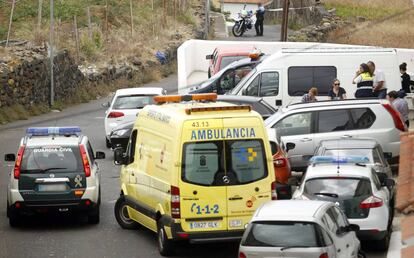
(292, 156, 395, 251)
(265, 99, 405, 172)
(103, 87, 166, 147)
(239, 200, 362, 258)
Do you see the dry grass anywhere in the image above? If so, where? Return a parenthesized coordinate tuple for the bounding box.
(323, 0, 411, 8)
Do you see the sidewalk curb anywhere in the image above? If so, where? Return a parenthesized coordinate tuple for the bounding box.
(387, 231, 402, 258)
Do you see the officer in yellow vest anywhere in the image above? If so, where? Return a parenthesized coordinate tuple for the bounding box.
(353, 63, 374, 98)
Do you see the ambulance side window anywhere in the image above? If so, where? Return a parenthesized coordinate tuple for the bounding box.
(126, 130, 138, 164)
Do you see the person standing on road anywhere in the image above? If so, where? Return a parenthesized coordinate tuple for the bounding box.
(328, 78, 347, 100)
(301, 87, 318, 103)
(353, 63, 374, 98)
(367, 61, 387, 99)
(400, 62, 411, 94)
(255, 3, 265, 36)
(387, 90, 409, 128)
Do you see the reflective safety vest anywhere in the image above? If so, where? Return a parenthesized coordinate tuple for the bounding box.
(357, 72, 374, 90)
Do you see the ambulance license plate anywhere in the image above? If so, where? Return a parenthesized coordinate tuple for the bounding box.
(38, 184, 68, 192)
(189, 221, 219, 229)
(229, 219, 242, 228)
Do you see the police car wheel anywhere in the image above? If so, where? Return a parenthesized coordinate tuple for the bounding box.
(8, 206, 20, 228)
(88, 208, 100, 224)
(157, 224, 174, 256)
(114, 196, 139, 229)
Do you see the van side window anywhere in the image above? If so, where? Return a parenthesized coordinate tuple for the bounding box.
(245, 76, 259, 96)
(350, 108, 376, 129)
(126, 130, 138, 164)
(317, 110, 353, 133)
(288, 66, 337, 96)
(259, 72, 279, 97)
(273, 112, 312, 136)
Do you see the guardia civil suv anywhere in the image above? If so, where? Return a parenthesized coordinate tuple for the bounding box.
(5, 127, 105, 227)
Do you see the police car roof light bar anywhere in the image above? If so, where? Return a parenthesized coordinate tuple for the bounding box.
(310, 155, 370, 165)
(26, 127, 82, 136)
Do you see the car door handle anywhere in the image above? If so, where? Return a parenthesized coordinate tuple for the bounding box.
(300, 138, 312, 142)
(341, 134, 353, 138)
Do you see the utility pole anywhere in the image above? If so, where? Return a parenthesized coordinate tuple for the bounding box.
(6, 0, 16, 47)
(280, 0, 289, 41)
(37, 0, 43, 32)
(204, 0, 210, 39)
(49, 0, 54, 107)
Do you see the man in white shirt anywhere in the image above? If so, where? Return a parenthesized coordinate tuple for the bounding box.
(368, 61, 387, 99)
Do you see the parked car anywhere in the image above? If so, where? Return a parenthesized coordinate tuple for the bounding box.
(206, 44, 256, 78)
(292, 156, 395, 251)
(265, 99, 405, 172)
(109, 121, 134, 150)
(103, 87, 166, 148)
(269, 140, 292, 199)
(189, 54, 266, 95)
(239, 200, 362, 258)
(314, 138, 393, 179)
(217, 95, 276, 120)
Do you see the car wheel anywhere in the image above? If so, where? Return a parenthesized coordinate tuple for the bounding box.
(114, 196, 139, 229)
(157, 223, 174, 256)
(375, 229, 391, 251)
(106, 137, 111, 148)
(8, 205, 20, 228)
(88, 208, 100, 224)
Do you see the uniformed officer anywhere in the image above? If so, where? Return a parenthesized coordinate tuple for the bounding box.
(255, 3, 265, 36)
(353, 63, 374, 98)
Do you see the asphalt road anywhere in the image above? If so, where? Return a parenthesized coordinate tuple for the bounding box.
(0, 75, 387, 258)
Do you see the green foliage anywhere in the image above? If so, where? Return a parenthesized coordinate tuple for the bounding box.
(324, 4, 401, 20)
(0, 26, 7, 40)
(288, 19, 303, 31)
(80, 31, 102, 59)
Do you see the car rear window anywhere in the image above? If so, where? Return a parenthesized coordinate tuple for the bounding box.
(21, 146, 83, 173)
(243, 221, 320, 247)
(113, 95, 155, 109)
(182, 140, 268, 186)
(323, 149, 379, 163)
(220, 56, 247, 70)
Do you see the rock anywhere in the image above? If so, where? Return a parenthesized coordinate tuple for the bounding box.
(131, 57, 142, 66)
(356, 16, 366, 22)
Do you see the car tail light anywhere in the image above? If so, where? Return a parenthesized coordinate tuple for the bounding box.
(271, 181, 278, 200)
(273, 158, 287, 167)
(171, 186, 181, 218)
(239, 252, 247, 258)
(79, 145, 91, 177)
(359, 195, 383, 209)
(319, 253, 329, 258)
(107, 111, 124, 118)
(382, 103, 406, 131)
(14, 145, 25, 179)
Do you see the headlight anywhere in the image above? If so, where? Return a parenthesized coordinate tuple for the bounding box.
(111, 129, 131, 137)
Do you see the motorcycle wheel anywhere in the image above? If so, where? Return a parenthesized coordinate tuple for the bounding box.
(232, 23, 244, 37)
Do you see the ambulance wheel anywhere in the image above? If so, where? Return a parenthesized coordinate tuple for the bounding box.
(114, 196, 139, 229)
(157, 223, 174, 256)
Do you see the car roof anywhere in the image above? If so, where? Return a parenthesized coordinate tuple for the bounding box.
(319, 138, 379, 149)
(214, 45, 255, 54)
(305, 163, 373, 179)
(284, 99, 387, 112)
(226, 55, 268, 68)
(252, 200, 330, 222)
(218, 95, 264, 104)
(25, 135, 81, 147)
(115, 87, 164, 96)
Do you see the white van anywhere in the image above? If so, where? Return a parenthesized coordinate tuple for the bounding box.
(229, 48, 401, 108)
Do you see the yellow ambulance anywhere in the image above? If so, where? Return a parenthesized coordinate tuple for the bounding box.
(113, 93, 276, 256)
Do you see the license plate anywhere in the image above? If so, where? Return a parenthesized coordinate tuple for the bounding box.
(38, 184, 68, 192)
(189, 221, 219, 229)
(229, 219, 242, 228)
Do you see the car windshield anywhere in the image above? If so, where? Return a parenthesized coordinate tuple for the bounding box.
(220, 56, 247, 70)
(113, 95, 155, 109)
(182, 139, 268, 186)
(243, 221, 319, 247)
(322, 149, 379, 163)
(21, 146, 83, 173)
(229, 68, 256, 95)
(199, 67, 230, 88)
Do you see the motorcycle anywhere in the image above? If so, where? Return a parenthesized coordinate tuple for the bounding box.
(232, 6, 253, 37)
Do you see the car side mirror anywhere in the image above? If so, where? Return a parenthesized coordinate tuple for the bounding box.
(288, 177, 299, 186)
(206, 54, 213, 60)
(114, 147, 126, 165)
(269, 141, 278, 155)
(95, 151, 106, 159)
(101, 102, 110, 108)
(285, 142, 296, 152)
(4, 153, 15, 161)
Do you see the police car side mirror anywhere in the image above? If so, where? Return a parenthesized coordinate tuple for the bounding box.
(4, 153, 15, 162)
(285, 142, 295, 152)
(95, 151, 106, 159)
(114, 147, 126, 165)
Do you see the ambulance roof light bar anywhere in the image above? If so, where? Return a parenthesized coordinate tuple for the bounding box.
(185, 105, 251, 115)
(154, 93, 217, 104)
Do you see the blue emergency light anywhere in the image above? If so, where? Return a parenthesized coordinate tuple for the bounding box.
(310, 156, 370, 164)
(26, 127, 81, 136)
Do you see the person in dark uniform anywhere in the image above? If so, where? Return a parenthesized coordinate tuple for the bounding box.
(255, 3, 265, 36)
(400, 62, 411, 94)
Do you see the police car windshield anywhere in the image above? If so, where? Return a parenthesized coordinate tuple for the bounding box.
(182, 139, 268, 186)
(113, 95, 155, 109)
(21, 146, 83, 173)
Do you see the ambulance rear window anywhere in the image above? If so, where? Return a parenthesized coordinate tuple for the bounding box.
(182, 140, 268, 186)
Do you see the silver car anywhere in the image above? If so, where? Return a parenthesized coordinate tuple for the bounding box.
(314, 138, 393, 179)
(239, 200, 362, 258)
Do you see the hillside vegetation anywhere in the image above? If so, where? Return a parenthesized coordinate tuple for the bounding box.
(323, 0, 414, 48)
